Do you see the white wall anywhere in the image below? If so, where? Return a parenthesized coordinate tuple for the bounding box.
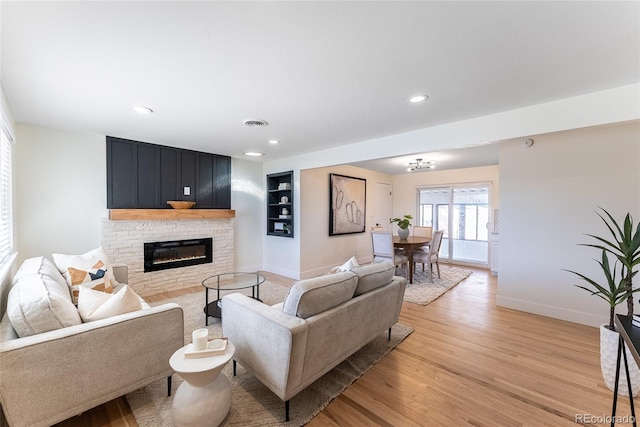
(231, 157, 264, 272)
(15, 124, 106, 261)
(391, 165, 499, 227)
(14, 124, 264, 273)
(299, 164, 392, 278)
(497, 121, 640, 327)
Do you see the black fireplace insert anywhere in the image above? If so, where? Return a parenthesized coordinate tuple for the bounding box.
(144, 238, 212, 272)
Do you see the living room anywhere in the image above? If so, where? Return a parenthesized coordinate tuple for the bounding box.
(1, 1, 639, 426)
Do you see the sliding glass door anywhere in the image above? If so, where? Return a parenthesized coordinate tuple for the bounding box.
(417, 185, 489, 266)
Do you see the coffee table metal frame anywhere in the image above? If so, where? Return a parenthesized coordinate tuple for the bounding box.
(202, 272, 265, 325)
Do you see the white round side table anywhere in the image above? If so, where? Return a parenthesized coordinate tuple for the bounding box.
(169, 341, 235, 427)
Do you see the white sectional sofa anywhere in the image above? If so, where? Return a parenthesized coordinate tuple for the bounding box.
(222, 261, 406, 421)
(0, 256, 184, 427)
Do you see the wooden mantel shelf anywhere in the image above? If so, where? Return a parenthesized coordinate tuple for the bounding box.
(109, 209, 236, 220)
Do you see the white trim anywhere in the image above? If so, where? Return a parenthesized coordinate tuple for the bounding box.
(0, 114, 15, 144)
(0, 251, 17, 285)
(496, 294, 607, 328)
(262, 263, 300, 281)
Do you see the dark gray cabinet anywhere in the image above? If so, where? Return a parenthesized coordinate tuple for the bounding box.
(107, 136, 231, 209)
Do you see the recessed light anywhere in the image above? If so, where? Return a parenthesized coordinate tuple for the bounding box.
(133, 106, 154, 114)
(244, 152, 264, 157)
(268, 140, 280, 145)
(408, 94, 428, 103)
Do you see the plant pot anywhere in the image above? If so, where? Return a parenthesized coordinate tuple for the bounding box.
(398, 228, 410, 240)
(600, 324, 640, 396)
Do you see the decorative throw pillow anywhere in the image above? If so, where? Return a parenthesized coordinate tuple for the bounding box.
(53, 247, 116, 304)
(77, 285, 142, 322)
(327, 256, 360, 274)
(338, 256, 360, 272)
(66, 260, 113, 304)
(7, 258, 82, 337)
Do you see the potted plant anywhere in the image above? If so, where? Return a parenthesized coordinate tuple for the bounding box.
(566, 208, 640, 396)
(390, 215, 412, 240)
(584, 208, 640, 316)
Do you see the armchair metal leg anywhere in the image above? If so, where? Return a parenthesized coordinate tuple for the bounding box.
(233, 360, 237, 376)
(285, 400, 290, 422)
(167, 375, 172, 397)
(388, 327, 392, 341)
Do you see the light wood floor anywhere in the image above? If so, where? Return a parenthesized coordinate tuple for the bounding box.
(55, 268, 631, 427)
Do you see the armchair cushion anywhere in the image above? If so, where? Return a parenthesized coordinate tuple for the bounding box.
(282, 272, 357, 319)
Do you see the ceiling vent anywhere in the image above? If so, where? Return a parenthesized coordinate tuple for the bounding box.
(244, 119, 269, 127)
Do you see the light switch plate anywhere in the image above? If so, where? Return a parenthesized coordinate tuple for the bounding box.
(183, 186, 191, 196)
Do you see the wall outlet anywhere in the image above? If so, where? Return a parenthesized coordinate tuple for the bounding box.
(183, 186, 191, 196)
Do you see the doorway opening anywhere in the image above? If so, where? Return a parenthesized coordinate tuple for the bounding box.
(417, 185, 490, 266)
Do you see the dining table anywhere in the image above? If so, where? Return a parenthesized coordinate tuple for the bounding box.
(393, 235, 431, 284)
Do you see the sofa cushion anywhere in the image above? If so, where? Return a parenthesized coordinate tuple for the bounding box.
(352, 261, 395, 296)
(7, 260, 82, 337)
(53, 247, 116, 304)
(282, 271, 357, 319)
(77, 285, 142, 322)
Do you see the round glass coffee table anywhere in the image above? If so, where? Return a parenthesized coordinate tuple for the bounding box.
(202, 272, 265, 325)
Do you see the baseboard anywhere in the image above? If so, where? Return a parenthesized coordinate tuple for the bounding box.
(235, 264, 263, 274)
(262, 264, 300, 280)
(496, 294, 607, 328)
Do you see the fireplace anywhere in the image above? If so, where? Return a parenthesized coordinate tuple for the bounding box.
(144, 238, 213, 272)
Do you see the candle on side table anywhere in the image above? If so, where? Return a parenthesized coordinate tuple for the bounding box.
(192, 328, 208, 351)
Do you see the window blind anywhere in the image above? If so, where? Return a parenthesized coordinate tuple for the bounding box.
(0, 116, 14, 264)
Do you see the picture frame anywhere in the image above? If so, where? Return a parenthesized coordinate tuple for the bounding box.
(329, 173, 366, 236)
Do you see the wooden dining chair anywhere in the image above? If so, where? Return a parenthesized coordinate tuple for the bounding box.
(413, 226, 432, 239)
(413, 226, 433, 252)
(413, 230, 444, 282)
(371, 231, 408, 278)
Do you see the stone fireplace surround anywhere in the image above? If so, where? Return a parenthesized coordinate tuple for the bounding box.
(102, 216, 234, 297)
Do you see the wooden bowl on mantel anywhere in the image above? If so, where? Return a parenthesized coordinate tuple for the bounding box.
(167, 201, 196, 209)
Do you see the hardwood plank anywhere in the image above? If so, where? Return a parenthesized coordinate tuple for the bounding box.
(53, 267, 630, 427)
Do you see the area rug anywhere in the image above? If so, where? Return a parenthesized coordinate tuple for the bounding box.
(402, 265, 472, 305)
(126, 281, 414, 426)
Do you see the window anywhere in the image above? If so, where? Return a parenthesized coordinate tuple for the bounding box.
(0, 115, 14, 264)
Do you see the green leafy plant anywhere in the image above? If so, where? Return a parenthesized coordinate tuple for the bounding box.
(390, 214, 413, 230)
(566, 250, 638, 330)
(582, 208, 640, 316)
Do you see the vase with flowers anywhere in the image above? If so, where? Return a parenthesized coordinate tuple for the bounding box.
(390, 215, 413, 240)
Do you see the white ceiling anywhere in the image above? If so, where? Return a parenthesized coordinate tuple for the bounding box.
(2, 1, 638, 174)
